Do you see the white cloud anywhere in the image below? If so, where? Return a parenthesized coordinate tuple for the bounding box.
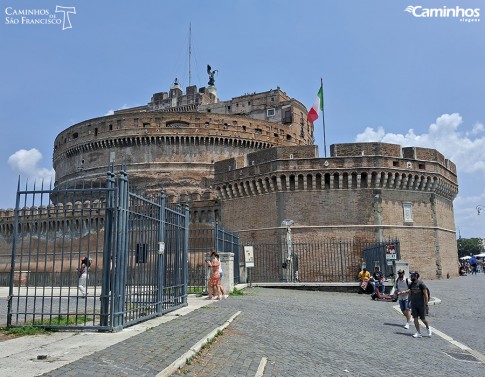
(105, 104, 130, 116)
(7, 149, 55, 184)
(356, 113, 485, 174)
(470, 122, 484, 136)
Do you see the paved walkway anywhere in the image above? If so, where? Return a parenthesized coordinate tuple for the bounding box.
(176, 275, 485, 377)
(1, 275, 484, 376)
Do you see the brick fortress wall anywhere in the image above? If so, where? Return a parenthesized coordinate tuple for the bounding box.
(213, 143, 458, 279)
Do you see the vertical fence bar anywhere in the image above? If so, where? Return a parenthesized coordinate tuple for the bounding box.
(157, 192, 166, 315)
(113, 169, 128, 331)
(100, 168, 115, 327)
(183, 204, 189, 303)
(7, 180, 21, 327)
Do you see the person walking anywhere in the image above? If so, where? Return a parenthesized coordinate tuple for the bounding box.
(394, 269, 411, 329)
(205, 251, 221, 300)
(78, 257, 91, 298)
(407, 271, 431, 338)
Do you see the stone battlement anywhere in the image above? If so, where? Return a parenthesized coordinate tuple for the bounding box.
(214, 143, 458, 200)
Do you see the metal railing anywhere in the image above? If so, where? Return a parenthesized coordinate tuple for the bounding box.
(187, 223, 240, 293)
(247, 239, 400, 283)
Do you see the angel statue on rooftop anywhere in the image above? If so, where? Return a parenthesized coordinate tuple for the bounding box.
(207, 64, 217, 86)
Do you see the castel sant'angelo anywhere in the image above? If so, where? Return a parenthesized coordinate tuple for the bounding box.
(1, 68, 459, 279)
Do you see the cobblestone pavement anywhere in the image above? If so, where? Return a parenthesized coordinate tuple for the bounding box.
(426, 273, 485, 356)
(177, 275, 485, 377)
(21, 274, 484, 377)
(41, 306, 239, 377)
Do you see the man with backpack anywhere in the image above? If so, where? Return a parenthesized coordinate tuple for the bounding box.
(407, 271, 432, 338)
(394, 269, 411, 329)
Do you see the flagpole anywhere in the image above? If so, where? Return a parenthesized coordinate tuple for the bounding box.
(321, 77, 326, 158)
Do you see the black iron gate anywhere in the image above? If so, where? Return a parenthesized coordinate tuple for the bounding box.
(7, 167, 188, 331)
(363, 240, 401, 278)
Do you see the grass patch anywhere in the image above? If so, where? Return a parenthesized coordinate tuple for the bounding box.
(229, 288, 245, 296)
(187, 286, 204, 294)
(1, 326, 49, 336)
(33, 315, 89, 326)
(0, 315, 89, 337)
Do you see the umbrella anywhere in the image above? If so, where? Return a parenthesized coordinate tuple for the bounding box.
(459, 256, 471, 260)
(474, 253, 485, 258)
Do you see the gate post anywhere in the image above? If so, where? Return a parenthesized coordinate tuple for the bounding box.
(340, 240, 345, 282)
(7, 179, 22, 328)
(183, 203, 189, 303)
(100, 167, 116, 327)
(156, 192, 166, 315)
(112, 169, 129, 331)
(174, 203, 181, 300)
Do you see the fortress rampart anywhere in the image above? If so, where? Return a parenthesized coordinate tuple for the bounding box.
(212, 143, 458, 279)
(53, 86, 313, 199)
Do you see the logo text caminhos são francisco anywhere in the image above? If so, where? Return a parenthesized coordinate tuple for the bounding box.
(405, 5, 480, 23)
(4, 6, 76, 30)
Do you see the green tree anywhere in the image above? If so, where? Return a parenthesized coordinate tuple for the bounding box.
(456, 237, 484, 258)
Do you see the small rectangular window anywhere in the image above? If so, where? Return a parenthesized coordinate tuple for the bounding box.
(393, 161, 399, 167)
(419, 163, 425, 169)
(403, 202, 413, 223)
(267, 108, 275, 117)
(282, 109, 292, 124)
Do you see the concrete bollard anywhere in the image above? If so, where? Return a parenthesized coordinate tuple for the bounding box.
(218, 252, 234, 294)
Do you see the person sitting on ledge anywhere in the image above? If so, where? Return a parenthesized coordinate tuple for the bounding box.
(358, 268, 371, 293)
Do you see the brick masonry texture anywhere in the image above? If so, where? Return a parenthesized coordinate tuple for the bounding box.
(214, 142, 458, 279)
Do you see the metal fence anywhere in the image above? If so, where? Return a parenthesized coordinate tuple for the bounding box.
(187, 223, 240, 293)
(7, 166, 189, 331)
(248, 239, 400, 283)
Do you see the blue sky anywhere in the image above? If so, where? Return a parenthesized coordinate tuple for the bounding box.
(1, 0, 484, 238)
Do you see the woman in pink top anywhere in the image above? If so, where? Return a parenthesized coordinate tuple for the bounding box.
(206, 251, 221, 300)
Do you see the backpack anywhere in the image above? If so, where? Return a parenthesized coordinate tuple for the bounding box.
(394, 277, 410, 290)
(394, 278, 410, 296)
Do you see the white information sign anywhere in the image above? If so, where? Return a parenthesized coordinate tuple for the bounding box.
(244, 246, 254, 267)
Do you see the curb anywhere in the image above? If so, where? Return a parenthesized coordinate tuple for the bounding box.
(156, 310, 242, 377)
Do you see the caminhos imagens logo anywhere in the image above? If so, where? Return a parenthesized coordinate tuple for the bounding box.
(405, 5, 480, 22)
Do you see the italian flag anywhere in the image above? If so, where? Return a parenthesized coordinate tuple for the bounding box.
(307, 85, 323, 123)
